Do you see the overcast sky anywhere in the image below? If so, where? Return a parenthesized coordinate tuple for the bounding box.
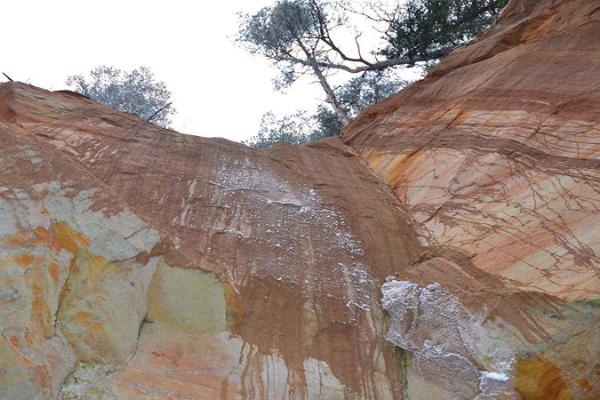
(1, 0, 404, 142)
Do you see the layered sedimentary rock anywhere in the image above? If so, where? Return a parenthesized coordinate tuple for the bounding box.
(343, 0, 600, 397)
(0, 84, 417, 399)
(345, 0, 600, 299)
(1, 0, 600, 399)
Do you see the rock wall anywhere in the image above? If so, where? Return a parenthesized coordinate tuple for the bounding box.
(344, 0, 600, 300)
(1, 0, 600, 399)
(342, 0, 600, 397)
(0, 84, 418, 399)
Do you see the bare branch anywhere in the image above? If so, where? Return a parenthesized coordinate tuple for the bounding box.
(146, 102, 172, 123)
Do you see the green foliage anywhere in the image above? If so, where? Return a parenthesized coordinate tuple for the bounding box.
(245, 70, 406, 148)
(239, 0, 508, 147)
(314, 105, 343, 138)
(337, 70, 407, 118)
(383, 0, 509, 61)
(238, 0, 327, 90)
(66, 66, 175, 127)
(243, 111, 319, 149)
(240, 0, 317, 58)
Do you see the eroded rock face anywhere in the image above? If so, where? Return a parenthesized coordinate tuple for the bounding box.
(344, 0, 600, 300)
(380, 257, 598, 399)
(0, 86, 415, 398)
(343, 1, 600, 396)
(1, 0, 600, 398)
(0, 132, 159, 399)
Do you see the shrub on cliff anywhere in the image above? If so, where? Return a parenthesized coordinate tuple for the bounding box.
(66, 66, 175, 128)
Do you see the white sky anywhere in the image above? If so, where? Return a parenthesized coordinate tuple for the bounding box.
(1, 0, 406, 142)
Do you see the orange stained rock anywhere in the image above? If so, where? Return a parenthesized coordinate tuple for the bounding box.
(48, 262, 60, 284)
(1, 0, 600, 398)
(9, 336, 19, 348)
(577, 377, 593, 392)
(51, 221, 91, 256)
(33, 226, 49, 245)
(5, 232, 31, 247)
(515, 357, 572, 400)
(343, 0, 600, 301)
(31, 281, 50, 337)
(15, 253, 33, 266)
(224, 280, 247, 320)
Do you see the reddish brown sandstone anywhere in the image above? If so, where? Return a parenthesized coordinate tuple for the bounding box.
(345, 0, 600, 301)
(1, 0, 600, 399)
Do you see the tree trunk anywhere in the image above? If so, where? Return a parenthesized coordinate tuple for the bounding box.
(311, 65, 351, 127)
(295, 39, 351, 127)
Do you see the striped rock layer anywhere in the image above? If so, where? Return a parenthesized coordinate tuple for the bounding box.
(1, 0, 600, 399)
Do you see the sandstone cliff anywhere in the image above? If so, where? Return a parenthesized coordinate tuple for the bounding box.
(1, 0, 599, 399)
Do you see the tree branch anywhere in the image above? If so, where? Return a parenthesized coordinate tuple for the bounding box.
(146, 102, 172, 123)
(286, 46, 453, 74)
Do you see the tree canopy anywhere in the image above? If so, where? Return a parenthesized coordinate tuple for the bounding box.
(244, 69, 405, 148)
(66, 66, 175, 128)
(382, 0, 508, 61)
(238, 0, 508, 148)
(243, 111, 319, 148)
